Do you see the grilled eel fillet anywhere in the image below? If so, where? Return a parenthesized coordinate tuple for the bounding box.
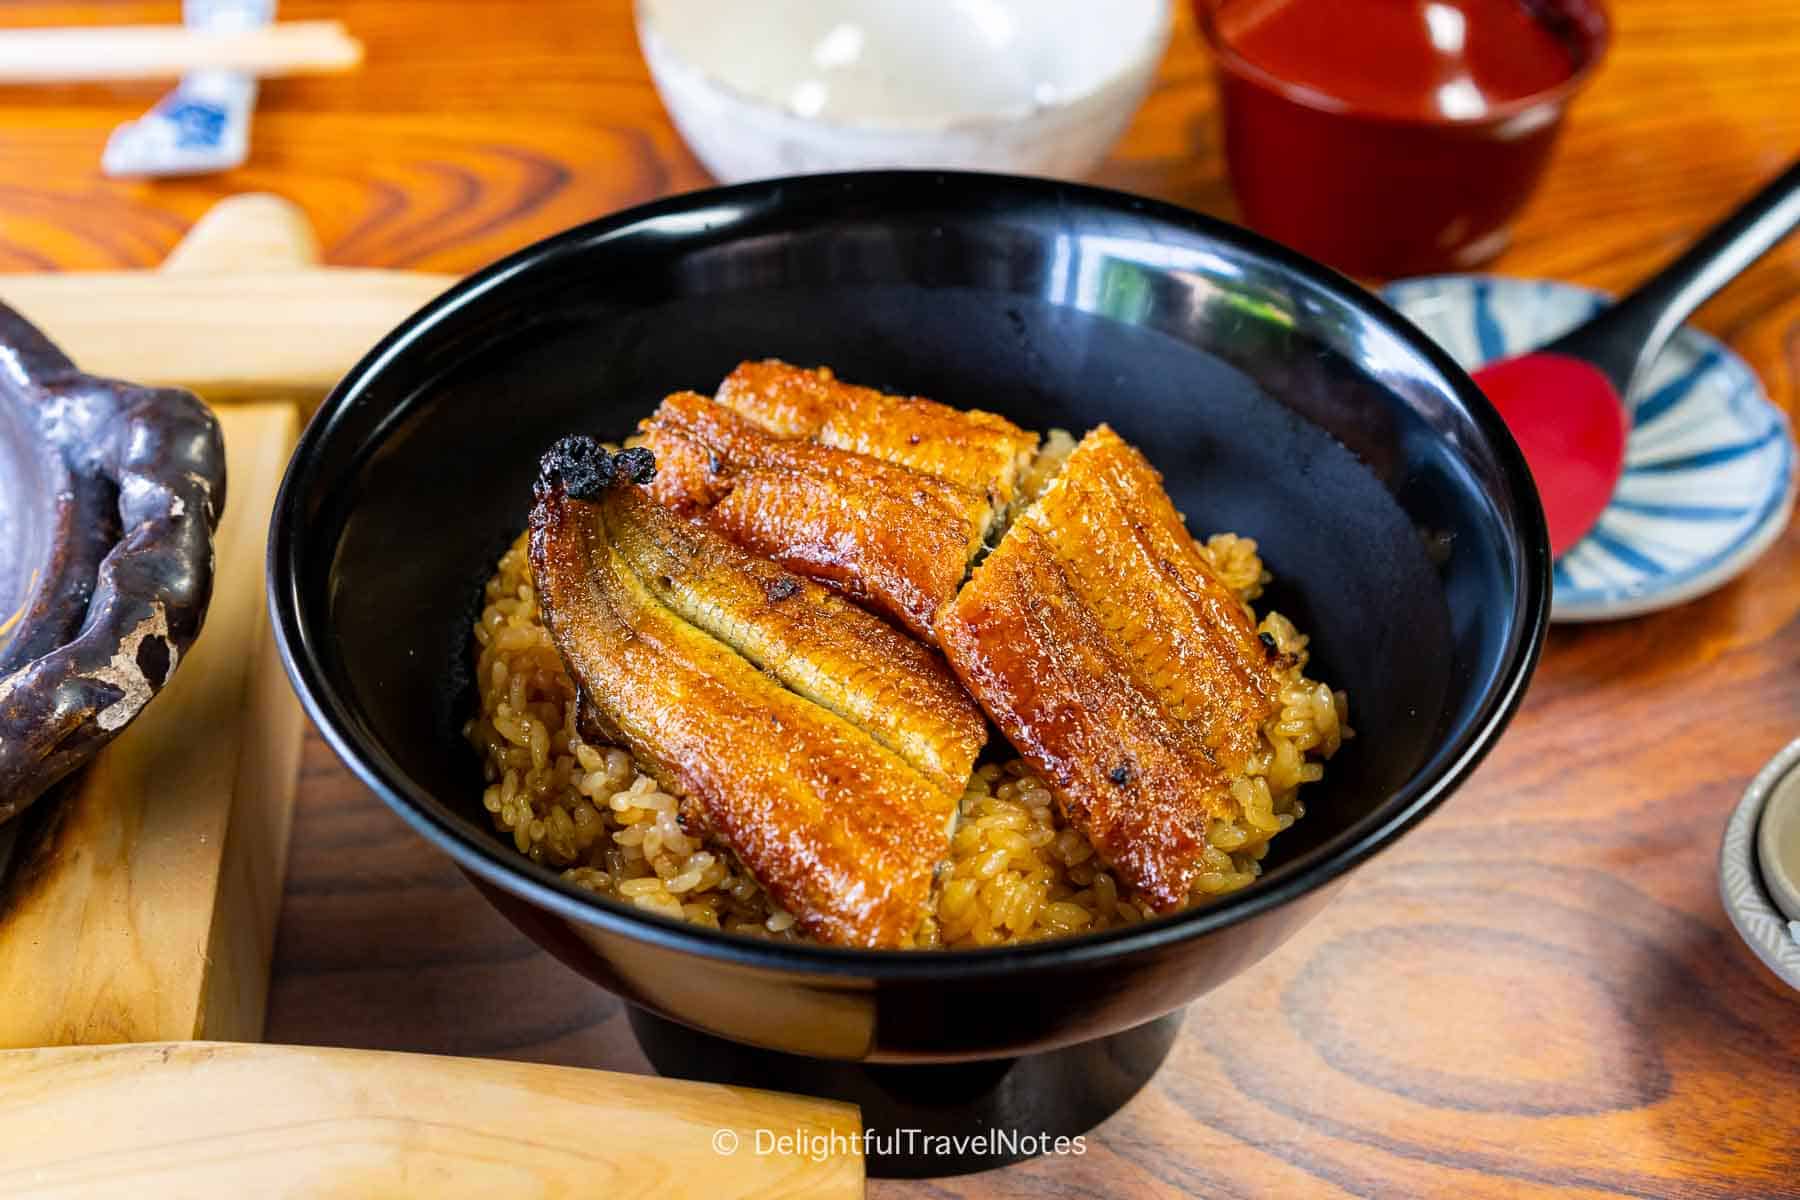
(935, 425, 1291, 910)
(607, 480, 985, 797)
(636, 391, 993, 641)
(530, 439, 981, 947)
(715, 359, 1039, 514)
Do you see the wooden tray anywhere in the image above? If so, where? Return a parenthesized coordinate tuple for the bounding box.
(0, 1041, 863, 1198)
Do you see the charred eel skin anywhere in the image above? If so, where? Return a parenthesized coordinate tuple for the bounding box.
(635, 391, 990, 641)
(935, 426, 1288, 910)
(604, 482, 985, 798)
(715, 359, 1037, 520)
(530, 437, 962, 948)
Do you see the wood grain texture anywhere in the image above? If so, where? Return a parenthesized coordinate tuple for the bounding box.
(0, 186, 454, 400)
(0, 1041, 863, 1199)
(2, 0, 1798, 1195)
(0, 265, 454, 398)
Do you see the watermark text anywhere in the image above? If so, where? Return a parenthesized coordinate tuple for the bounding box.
(711, 1126, 1087, 1163)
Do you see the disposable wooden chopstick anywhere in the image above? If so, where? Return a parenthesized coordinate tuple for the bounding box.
(0, 20, 363, 84)
(0, 1042, 866, 1199)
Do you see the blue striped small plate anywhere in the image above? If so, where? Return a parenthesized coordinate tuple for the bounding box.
(1384, 274, 1796, 622)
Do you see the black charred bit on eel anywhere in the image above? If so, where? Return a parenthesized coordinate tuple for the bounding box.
(535, 435, 657, 502)
(615, 446, 657, 484)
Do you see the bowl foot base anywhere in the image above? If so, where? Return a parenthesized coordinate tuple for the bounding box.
(627, 1004, 1184, 1178)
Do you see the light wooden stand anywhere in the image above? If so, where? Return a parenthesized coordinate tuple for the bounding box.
(0, 1042, 864, 1198)
(0, 197, 332, 1046)
(0, 194, 452, 400)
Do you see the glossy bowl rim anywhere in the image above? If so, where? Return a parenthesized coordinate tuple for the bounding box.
(269, 169, 1552, 981)
(1195, 0, 1611, 130)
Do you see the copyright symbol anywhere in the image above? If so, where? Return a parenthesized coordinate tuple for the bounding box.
(712, 1129, 740, 1155)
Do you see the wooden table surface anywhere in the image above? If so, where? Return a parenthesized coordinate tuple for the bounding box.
(5, 2, 1799, 1195)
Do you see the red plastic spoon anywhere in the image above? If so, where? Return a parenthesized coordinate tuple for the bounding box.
(1474, 159, 1800, 557)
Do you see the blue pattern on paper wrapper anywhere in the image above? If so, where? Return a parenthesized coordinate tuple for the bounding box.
(166, 101, 228, 149)
(1384, 274, 1797, 622)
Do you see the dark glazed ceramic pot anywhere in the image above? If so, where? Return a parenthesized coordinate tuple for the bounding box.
(0, 303, 226, 825)
(269, 173, 1549, 1170)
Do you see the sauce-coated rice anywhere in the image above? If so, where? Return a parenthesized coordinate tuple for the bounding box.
(464, 531, 1347, 947)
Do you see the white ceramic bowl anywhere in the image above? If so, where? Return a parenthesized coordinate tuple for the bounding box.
(636, 0, 1172, 182)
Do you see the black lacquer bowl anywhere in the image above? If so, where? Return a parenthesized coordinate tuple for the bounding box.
(0, 303, 224, 826)
(270, 173, 1548, 1162)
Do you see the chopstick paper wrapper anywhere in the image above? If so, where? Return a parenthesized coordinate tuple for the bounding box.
(101, 3, 361, 178)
